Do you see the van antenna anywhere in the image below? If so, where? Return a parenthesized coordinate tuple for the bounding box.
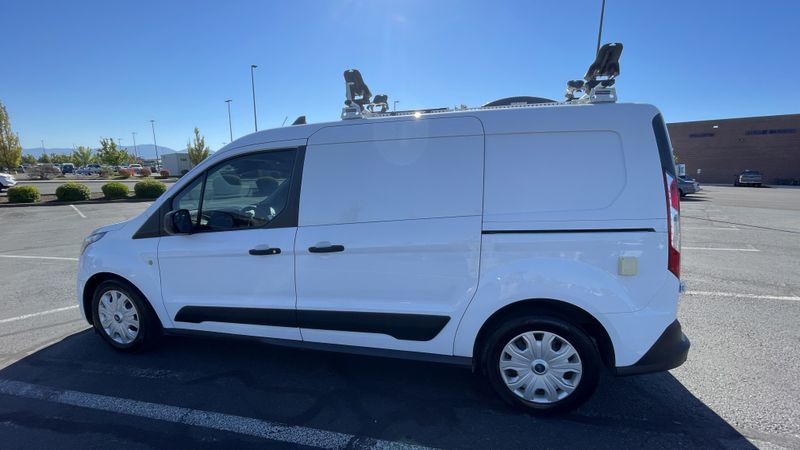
(596, 0, 606, 56)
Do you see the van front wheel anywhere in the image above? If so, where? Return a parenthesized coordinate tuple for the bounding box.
(483, 316, 600, 414)
(91, 279, 159, 352)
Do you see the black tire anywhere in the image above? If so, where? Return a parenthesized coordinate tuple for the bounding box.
(482, 315, 601, 414)
(91, 279, 160, 352)
(679, 189, 685, 197)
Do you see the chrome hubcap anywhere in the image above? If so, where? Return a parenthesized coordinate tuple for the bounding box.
(97, 289, 140, 345)
(499, 331, 583, 404)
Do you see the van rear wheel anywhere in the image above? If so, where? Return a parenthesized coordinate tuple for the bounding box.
(483, 316, 600, 414)
(91, 279, 159, 352)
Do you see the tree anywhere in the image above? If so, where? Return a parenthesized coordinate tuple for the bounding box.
(21, 154, 37, 165)
(0, 102, 23, 170)
(52, 153, 72, 164)
(38, 152, 51, 164)
(71, 146, 94, 167)
(186, 127, 210, 166)
(95, 138, 130, 166)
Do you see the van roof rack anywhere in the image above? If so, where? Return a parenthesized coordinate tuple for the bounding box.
(565, 42, 623, 103)
(339, 43, 622, 121)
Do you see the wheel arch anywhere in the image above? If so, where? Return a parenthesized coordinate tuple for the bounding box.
(473, 298, 616, 371)
(82, 272, 161, 328)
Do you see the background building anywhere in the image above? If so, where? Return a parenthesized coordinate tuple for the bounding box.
(667, 114, 800, 185)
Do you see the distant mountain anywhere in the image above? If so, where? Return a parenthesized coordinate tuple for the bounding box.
(23, 145, 177, 160)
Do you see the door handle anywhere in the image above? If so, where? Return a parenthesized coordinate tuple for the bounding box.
(249, 247, 281, 255)
(308, 244, 345, 253)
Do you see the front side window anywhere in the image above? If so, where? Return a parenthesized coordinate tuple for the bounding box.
(172, 150, 296, 231)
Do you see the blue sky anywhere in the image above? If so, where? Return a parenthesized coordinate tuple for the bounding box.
(3, 0, 798, 154)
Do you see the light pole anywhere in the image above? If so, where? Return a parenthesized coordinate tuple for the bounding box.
(393, 100, 400, 112)
(250, 64, 258, 132)
(150, 120, 160, 165)
(131, 132, 138, 159)
(225, 99, 233, 142)
(41, 140, 45, 154)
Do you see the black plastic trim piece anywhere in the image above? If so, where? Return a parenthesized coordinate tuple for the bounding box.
(308, 244, 345, 253)
(163, 328, 472, 367)
(132, 207, 162, 239)
(653, 113, 678, 179)
(482, 228, 656, 235)
(297, 310, 450, 341)
(616, 319, 690, 376)
(173, 306, 450, 341)
(174, 306, 297, 328)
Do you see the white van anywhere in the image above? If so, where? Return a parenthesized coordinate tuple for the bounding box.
(77, 46, 689, 412)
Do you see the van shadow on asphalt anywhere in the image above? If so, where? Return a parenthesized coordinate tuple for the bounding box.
(0, 330, 754, 449)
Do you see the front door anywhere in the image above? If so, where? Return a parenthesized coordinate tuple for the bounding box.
(158, 148, 302, 340)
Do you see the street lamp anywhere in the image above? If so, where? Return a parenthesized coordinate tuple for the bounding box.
(150, 120, 160, 165)
(131, 132, 138, 159)
(393, 100, 400, 112)
(250, 64, 258, 132)
(225, 99, 233, 142)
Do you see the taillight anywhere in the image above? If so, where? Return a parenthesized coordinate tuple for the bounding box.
(665, 173, 681, 278)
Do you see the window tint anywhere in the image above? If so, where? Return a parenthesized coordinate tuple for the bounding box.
(171, 150, 296, 232)
(172, 176, 203, 224)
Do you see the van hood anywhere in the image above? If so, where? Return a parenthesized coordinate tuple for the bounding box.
(92, 220, 129, 235)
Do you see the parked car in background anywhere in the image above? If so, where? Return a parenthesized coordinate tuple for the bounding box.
(0, 172, 17, 191)
(678, 176, 700, 197)
(128, 164, 143, 175)
(735, 170, 763, 187)
(61, 163, 75, 174)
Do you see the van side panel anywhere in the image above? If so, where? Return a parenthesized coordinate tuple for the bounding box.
(454, 104, 679, 367)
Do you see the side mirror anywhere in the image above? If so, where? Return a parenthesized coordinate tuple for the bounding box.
(164, 209, 193, 235)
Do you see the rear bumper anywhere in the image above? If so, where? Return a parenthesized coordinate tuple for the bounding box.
(616, 320, 689, 375)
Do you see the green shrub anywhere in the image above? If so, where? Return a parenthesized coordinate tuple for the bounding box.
(55, 182, 91, 201)
(99, 167, 113, 178)
(101, 182, 129, 200)
(134, 179, 167, 199)
(7, 185, 41, 203)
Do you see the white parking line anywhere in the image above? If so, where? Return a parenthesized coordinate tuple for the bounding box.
(685, 291, 800, 302)
(0, 255, 78, 261)
(0, 379, 435, 450)
(682, 227, 740, 231)
(70, 204, 87, 218)
(683, 247, 759, 252)
(0, 305, 79, 325)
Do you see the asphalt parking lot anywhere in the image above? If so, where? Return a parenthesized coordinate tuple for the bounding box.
(0, 186, 798, 449)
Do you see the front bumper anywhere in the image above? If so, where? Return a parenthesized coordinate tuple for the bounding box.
(616, 320, 690, 375)
(1, 179, 17, 187)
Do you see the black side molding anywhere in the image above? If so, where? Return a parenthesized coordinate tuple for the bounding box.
(616, 319, 690, 376)
(173, 306, 450, 342)
(483, 228, 656, 235)
(297, 310, 449, 341)
(175, 306, 297, 328)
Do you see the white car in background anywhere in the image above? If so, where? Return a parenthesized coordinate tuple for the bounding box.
(0, 172, 18, 191)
